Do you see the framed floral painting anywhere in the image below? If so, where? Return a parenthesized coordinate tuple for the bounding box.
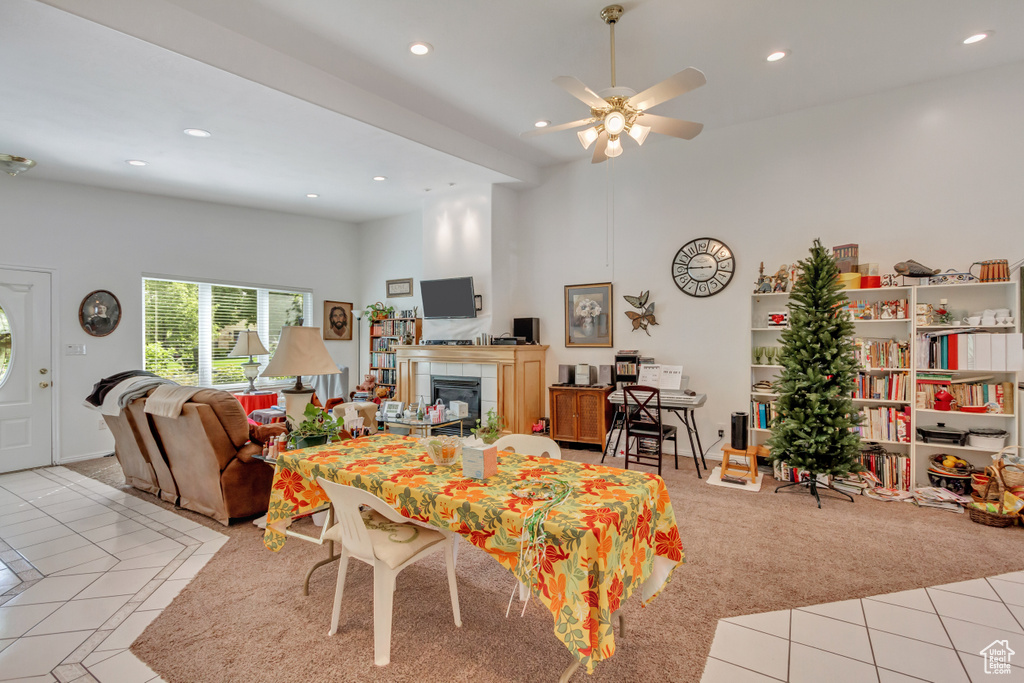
(565, 282, 612, 347)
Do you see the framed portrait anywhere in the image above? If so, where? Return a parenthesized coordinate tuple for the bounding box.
(565, 282, 613, 347)
(386, 278, 413, 298)
(79, 290, 121, 337)
(323, 301, 353, 340)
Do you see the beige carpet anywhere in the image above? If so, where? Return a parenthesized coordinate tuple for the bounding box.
(67, 452, 1024, 682)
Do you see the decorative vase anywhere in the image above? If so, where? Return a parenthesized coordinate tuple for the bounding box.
(581, 317, 595, 336)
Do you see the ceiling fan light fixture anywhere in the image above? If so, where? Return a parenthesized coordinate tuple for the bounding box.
(604, 110, 627, 136)
(0, 154, 36, 177)
(183, 128, 211, 137)
(627, 123, 650, 146)
(578, 126, 600, 150)
(605, 135, 623, 158)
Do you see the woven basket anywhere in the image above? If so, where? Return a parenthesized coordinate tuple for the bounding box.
(992, 446, 1024, 487)
(969, 465, 1019, 527)
(971, 472, 1000, 502)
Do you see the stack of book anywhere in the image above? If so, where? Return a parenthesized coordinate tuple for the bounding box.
(911, 487, 970, 513)
(852, 372, 908, 401)
(750, 400, 776, 429)
(852, 338, 910, 369)
(855, 406, 911, 442)
(857, 448, 911, 491)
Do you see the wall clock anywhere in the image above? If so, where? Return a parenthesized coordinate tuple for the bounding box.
(671, 238, 735, 297)
(79, 290, 121, 337)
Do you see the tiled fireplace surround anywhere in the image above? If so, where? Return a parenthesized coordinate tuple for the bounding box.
(412, 363, 498, 419)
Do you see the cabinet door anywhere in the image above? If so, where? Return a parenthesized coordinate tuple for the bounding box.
(577, 391, 607, 443)
(551, 391, 578, 441)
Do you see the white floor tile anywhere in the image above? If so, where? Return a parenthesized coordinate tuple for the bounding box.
(700, 657, 782, 682)
(167, 555, 210, 582)
(931, 579, 1003, 602)
(94, 610, 160, 652)
(32, 497, 94, 516)
(113, 538, 183, 562)
(928, 588, 1024, 634)
(64, 513, 129, 534)
(76, 567, 161, 600)
(0, 630, 91, 679)
(797, 599, 865, 626)
(17, 535, 92, 563)
(790, 609, 874, 664)
(0, 570, 20, 591)
(942, 615, 1024, 659)
(958, 651, 1024, 682)
(108, 550, 183, 572)
(152, 515, 200, 534)
(878, 668, 937, 682)
(136, 579, 190, 611)
(32, 545, 112, 576)
(723, 610, 791, 639)
(994, 571, 1024, 586)
(863, 599, 952, 647)
(989, 579, 1024, 608)
(789, 642, 878, 683)
(0, 511, 50, 535)
(94, 529, 164, 555)
(78, 520, 147, 544)
(0, 603, 62, 639)
(0, 674, 57, 682)
(4, 525, 76, 551)
(707, 620, 789, 680)
(181, 526, 226, 544)
(50, 556, 120, 577)
(83, 648, 124, 667)
(5, 574, 102, 607)
(867, 588, 936, 614)
(25, 595, 130, 636)
(191, 538, 228, 556)
(50, 505, 115, 525)
(870, 629, 969, 683)
(87, 649, 157, 683)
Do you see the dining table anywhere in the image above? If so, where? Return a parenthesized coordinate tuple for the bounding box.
(263, 433, 685, 677)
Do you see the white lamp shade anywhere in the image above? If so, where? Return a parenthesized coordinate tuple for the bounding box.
(261, 326, 340, 378)
(229, 330, 269, 357)
(627, 123, 650, 146)
(605, 136, 623, 157)
(577, 127, 600, 150)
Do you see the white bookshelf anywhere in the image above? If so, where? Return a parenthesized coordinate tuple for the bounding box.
(750, 280, 1022, 488)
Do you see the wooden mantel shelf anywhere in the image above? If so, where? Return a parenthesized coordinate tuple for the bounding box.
(394, 345, 548, 435)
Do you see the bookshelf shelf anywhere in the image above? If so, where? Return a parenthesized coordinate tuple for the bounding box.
(913, 441, 1006, 454)
(916, 408, 1014, 418)
(751, 364, 784, 369)
(851, 398, 911, 405)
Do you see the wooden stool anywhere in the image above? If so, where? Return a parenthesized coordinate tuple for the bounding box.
(720, 444, 768, 483)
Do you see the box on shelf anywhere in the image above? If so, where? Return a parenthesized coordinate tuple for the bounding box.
(833, 244, 859, 274)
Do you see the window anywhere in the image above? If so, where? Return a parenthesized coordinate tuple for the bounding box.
(143, 277, 311, 387)
(0, 302, 11, 388)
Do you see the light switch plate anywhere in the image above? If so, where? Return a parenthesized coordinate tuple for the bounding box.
(65, 344, 86, 355)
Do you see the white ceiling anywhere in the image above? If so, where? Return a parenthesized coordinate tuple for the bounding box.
(4, 0, 1024, 223)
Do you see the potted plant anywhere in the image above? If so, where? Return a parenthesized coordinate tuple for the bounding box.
(363, 302, 395, 321)
(290, 403, 343, 448)
(471, 408, 506, 445)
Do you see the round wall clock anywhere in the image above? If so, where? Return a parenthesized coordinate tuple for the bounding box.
(671, 238, 735, 297)
(79, 290, 121, 337)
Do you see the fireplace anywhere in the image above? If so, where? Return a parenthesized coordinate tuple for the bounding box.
(431, 375, 481, 435)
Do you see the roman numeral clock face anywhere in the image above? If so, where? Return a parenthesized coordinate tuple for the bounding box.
(672, 238, 735, 297)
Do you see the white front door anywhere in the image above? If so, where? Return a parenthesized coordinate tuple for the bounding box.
(0, 268, 53, 473)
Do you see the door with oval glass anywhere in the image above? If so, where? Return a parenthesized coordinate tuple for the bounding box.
(0, 268, 52, 473)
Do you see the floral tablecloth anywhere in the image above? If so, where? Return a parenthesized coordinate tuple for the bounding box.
(263, 434, 684, 672)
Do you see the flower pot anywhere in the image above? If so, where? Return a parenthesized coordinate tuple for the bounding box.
(295, 435, 328, 449)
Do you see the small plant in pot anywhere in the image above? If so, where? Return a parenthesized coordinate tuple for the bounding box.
(289, 403, 343, 448)
(471, 408, 506, 445)
(363, 302, 395, 321)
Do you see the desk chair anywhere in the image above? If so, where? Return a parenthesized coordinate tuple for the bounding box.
(623, 385, 679, 477)
(316, 477, 462, 666)
(492, 434, 562, 460)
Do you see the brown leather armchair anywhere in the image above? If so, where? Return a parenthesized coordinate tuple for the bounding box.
(104, 395, 179, 503)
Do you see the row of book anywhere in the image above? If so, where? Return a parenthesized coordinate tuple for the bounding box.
(852, 338, 910, 370)
(917, 332, 1023, 371)
(371, 319, 417, 337)
(854, 450, 911, 492)
(843, 299, 909, 321)
(369, 368, 397, 385)
(916, 380, 1015, 414)
(854, 406, 911, 443)
(370, 352, 396, 369)
(616, 362, 639, 376)
(371, 337, 396, 353)
(851, 371, 909, 401)
(750, 400, 777, 429)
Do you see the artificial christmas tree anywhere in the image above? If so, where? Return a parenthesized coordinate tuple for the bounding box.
(768, 239, 863, 507)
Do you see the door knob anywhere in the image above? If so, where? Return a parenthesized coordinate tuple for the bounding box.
(39, 382, 50, 388)
(40, 368, 48, 374)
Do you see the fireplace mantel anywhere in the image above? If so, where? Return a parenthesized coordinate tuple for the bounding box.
(394, 345, 548, 435)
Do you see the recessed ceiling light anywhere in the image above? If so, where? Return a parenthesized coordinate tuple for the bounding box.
(409, 42, 432, 56)
(963, 32, 990, 45)
(125, 159, 148, 166)
(373, 176, 387, 181)
(766, 51, 787, 62)
(534, 120, 550, 128)
(306, 193, 319, 198)
(183, 128, 211, 138)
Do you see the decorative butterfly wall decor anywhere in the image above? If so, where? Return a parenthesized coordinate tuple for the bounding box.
(623, 290, 658, 335)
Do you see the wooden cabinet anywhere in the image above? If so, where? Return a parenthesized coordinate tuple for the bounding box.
(549, 385, 613, 446)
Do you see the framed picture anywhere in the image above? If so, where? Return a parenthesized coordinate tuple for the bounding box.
(565, 282, 613, 347)
(323, 300, 353, 340)
(386, 278, 413, 298)
(79, 290, 121, 337)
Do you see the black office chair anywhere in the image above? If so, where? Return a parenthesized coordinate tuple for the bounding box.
(623, 385, 680, 477)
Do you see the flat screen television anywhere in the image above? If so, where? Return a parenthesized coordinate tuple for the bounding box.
(421, 277, 477, 319)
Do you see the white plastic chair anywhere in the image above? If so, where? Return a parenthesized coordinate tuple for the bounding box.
(492, 434, 562, 460)
(316, 477, 461, 666)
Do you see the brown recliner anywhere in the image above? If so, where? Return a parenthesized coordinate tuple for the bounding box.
(104, 404, 161, 497)
(149, 389, 274, 525)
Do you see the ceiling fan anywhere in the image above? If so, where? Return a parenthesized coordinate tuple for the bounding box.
(523, 4, 706, 163)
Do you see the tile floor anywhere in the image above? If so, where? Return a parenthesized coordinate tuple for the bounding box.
(0, 466, 227, 683)
(702, 575, 1024, 682)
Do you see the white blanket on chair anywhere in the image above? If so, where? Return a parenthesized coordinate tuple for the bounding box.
(144, 384, 204, 418)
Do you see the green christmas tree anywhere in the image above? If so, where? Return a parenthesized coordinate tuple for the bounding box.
(767, 239, 862, 504)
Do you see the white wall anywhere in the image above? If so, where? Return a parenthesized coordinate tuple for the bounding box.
(2, 179, 359, 462)
(515, 60, 1024, 453)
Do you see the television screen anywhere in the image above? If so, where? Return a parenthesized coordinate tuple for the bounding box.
(421, 277, 476, 319)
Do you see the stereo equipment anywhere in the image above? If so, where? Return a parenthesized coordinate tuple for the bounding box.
(574, 364, 595, 386)
(492, 337, 526, 345)
(423, 340, 473, 346)
(731, 412, 749, 451)
(513, 317, 540, 344)
(558, 364, 572, 384)
(598, 364, 614, 386)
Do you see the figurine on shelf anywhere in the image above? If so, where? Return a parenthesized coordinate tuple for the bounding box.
(754, 262, 773, 293)
(772, 265, 790, 293)
(893, 260, 939, 278)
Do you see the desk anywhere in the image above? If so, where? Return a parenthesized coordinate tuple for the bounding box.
(603, 391, 708, 477)
(264, 434, 684, 675)
(233, 392, 278, 415)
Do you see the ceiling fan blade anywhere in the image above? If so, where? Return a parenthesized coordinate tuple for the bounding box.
(553, 76, 609, 110)
(638, 113, 704, 140)
(591, 131, 609, 164)
(520, 117, 597, 138)
(628, 67, 707, 111)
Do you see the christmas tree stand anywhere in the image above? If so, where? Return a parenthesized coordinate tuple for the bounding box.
(775, 478, 854, 508)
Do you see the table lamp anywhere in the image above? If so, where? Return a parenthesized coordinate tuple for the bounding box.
(261, 326, 339, 424)
(228, 330, 270, 394)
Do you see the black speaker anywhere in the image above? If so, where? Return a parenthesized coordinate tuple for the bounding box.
(731, 412, 749, 450)
(513, 317, 540, 344)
